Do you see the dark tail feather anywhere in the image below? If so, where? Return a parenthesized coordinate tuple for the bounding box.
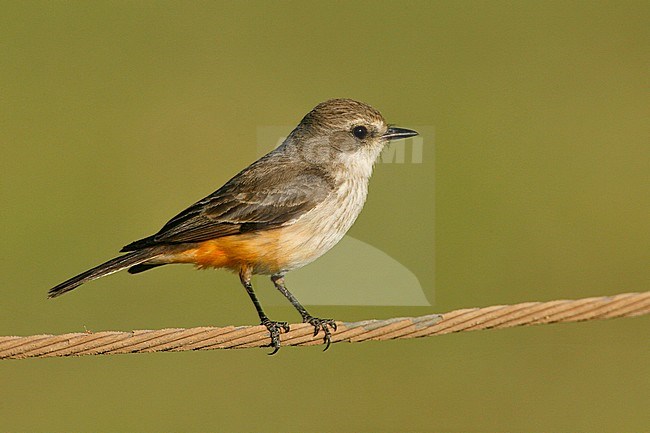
(48, 250, 159, 298)
(128, 263, 165, 274)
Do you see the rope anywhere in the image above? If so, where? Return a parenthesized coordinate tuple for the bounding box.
(2, 292, 648, 360)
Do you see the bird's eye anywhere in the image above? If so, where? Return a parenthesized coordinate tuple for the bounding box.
(352, 125, 368, 139)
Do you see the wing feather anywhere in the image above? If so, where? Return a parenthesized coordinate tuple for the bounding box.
(121, 161, 334, 251)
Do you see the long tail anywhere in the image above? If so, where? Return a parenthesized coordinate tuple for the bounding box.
(48, 250, 160, 298)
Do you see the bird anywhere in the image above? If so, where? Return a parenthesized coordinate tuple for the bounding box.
(48, 98, 419, 353)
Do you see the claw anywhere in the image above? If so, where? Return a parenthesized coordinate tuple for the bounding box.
(261, 319, 289, 355)
(303, 316, 337, 351)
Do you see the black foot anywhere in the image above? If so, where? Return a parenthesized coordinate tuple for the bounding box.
(304, 316, 337, 351)
(261, 318, 290, 355)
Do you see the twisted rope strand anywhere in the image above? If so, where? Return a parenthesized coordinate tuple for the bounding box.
(1, 292, 648, 359)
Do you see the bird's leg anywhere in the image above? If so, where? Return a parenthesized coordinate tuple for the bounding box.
(271, 273, 337, 351)
(239, 269, 288, 355)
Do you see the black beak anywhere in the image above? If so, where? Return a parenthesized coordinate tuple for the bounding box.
(382, 127, 419, 141)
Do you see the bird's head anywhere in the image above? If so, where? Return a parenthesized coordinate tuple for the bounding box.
(288, 98, 418, 175)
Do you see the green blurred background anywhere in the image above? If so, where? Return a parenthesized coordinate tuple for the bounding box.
(1, 1, 648, 431)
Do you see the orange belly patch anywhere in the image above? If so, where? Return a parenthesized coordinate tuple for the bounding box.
(160, 216, 332, 275)
(170, 230, 287, 274)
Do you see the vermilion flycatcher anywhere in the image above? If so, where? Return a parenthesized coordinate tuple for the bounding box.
(49, 99, 418, 353)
